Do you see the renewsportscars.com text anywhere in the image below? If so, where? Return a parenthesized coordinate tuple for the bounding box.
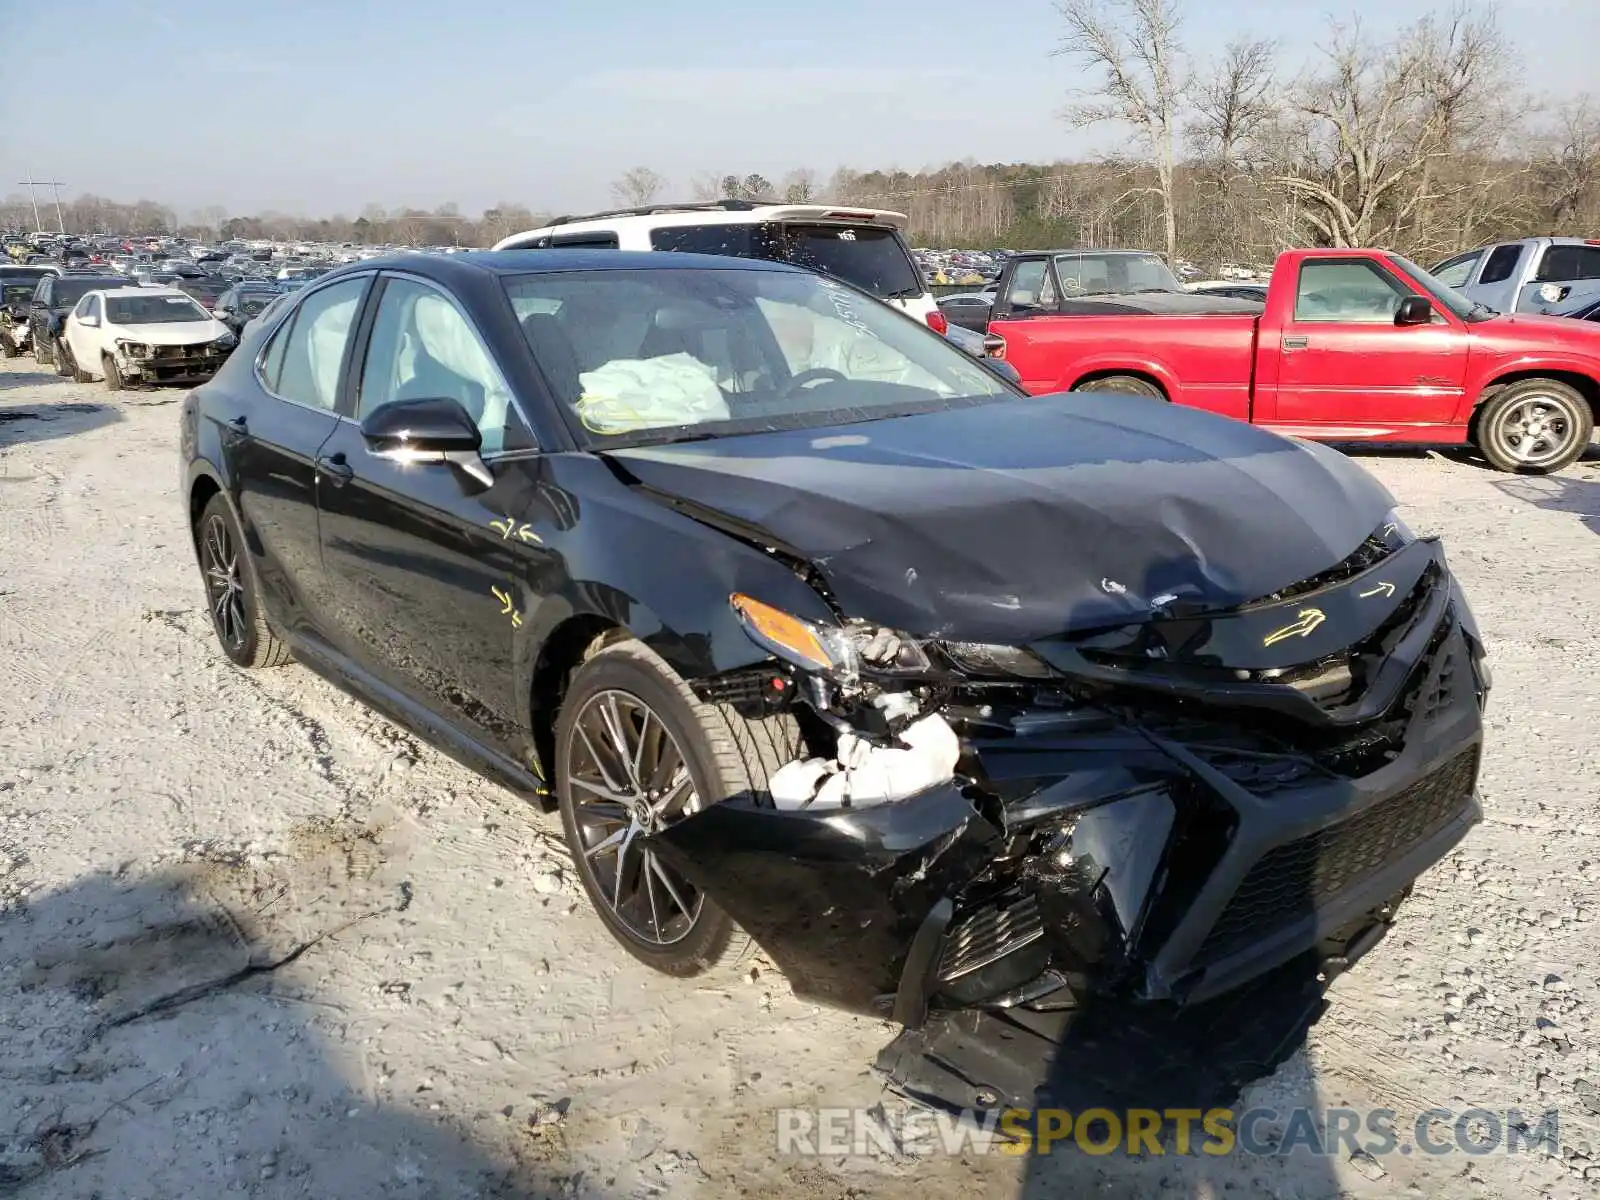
(775, 1106, 1561, 1159)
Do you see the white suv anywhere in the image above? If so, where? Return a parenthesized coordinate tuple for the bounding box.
(491, 200, 948, 335)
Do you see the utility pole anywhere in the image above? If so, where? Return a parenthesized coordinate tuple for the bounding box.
(47, 181, 66, 233)
(16, 173, 42, 233)
(14, 176, 66, 234)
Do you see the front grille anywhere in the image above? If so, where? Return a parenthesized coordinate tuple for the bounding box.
(938, 893, 1044, 981)
(1248, 533, 1395, 606)
(1197, 746, 1478, 961)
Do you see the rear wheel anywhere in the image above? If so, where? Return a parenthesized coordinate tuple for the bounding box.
(555, 638, 802, 977)
(1474, 379, 1593, 474)
(195, 492, 292, 669)
(34, 336, 53, 368)
(1075, 374, 1166, 400)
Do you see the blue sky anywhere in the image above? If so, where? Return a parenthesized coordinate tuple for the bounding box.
(1, 0, 1593, 219)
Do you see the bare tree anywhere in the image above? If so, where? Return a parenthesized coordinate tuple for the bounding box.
(610, 167, 667, 208)
(1270, 6, 1517, 252)
(1054, 0, 1187, 265)
(781, 168, 818, 203)
(1189, 38, 1275, 176)
(1537, 96, 1600, 228)
(689, 172, 723, 202)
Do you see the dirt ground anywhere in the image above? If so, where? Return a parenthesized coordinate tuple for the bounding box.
(1, 355, 1597, 1199)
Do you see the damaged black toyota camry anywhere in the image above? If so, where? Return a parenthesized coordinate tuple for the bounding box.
(180, 249, 1488, 1051)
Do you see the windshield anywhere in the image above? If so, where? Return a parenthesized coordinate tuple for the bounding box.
(2, 284, 33, 306)
(106, 294, 211, 324)
(53, 280, 121, 308)
(1052, 252, 1181, 296)
(1386, 254, 1485, 320)
(503, 266, 1012, 447)
(236, 294, 275, 316)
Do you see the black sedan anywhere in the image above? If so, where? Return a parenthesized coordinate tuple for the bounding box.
(180, 250, 1486, 1057)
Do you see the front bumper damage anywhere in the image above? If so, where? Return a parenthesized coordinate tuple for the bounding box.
(647, 535, 1486, 1096)
(117, 341, 233, 383)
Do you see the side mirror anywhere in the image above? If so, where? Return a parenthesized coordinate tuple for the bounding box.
(359, 396, 492, 488)
(1394, 295, 1433, 326)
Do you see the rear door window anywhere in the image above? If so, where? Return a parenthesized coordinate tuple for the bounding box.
(649, 224, 775, 258)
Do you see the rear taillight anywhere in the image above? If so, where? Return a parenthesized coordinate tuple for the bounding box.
(925, 310, 948, 336)
(983, 333, 1006, 359)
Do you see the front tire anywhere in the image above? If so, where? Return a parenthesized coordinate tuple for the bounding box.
(1075, 373, 1166, 400)
(555, 638, 802, 977)
(103, 354, 125, 391)
(1474, 379, 1593, 474)
(54, 341, 73, 377)
(195, 493, 292, 668)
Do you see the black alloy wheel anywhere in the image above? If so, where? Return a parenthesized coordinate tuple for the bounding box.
(564, 689, 706, 948)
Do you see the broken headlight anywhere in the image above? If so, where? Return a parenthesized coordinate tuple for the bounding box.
(939, 641, 1054, 679)
(730, 593, 929, 685)
(115, 338, 153, 359)
(729, 594, 1052, 684)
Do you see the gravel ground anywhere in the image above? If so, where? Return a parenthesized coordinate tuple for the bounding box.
(1, 355, 1598, 1199)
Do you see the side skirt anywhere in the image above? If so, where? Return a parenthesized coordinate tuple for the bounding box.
(285, 629, 550, 805)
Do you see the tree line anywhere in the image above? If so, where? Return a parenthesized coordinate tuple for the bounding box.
(3, 0, 1595, 271)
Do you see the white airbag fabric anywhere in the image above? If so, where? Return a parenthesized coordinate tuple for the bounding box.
(769, 714, 961, 811)
(574, 353, 729, 434)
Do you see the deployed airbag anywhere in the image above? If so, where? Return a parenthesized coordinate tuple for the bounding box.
(574, 352, 730, 433)
(770, 714, 961, 810)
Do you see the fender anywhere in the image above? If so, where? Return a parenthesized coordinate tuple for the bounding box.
(1063, 352, 1183, 402)
(1460, 351, 1600, 422)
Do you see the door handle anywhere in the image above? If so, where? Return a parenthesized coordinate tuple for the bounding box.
(1282, 336, 1310, 350)
(316, 452, 354, 485)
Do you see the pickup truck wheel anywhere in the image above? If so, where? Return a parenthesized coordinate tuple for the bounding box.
(1075, 374, 1166, 400)
(1475, 380, 1594, 474)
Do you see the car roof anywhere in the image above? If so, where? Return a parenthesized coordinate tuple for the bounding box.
(332, 248, 806, 278)
(491, 203, 910, 251)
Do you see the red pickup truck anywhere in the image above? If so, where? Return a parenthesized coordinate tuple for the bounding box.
(985, 247, 1600, 474)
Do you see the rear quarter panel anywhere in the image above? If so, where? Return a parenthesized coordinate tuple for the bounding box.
(987, 314, 1259, 420)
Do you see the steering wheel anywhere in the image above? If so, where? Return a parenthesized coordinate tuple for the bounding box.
(778, 367, 847, 400)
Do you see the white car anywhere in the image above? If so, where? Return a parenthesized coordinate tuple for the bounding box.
(58, 286, 238, 390)
(491, 201, 949, 334)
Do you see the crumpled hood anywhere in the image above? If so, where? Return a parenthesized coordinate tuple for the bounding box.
(607, 393, 1395, 643)
(111, 318, 230, 346)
